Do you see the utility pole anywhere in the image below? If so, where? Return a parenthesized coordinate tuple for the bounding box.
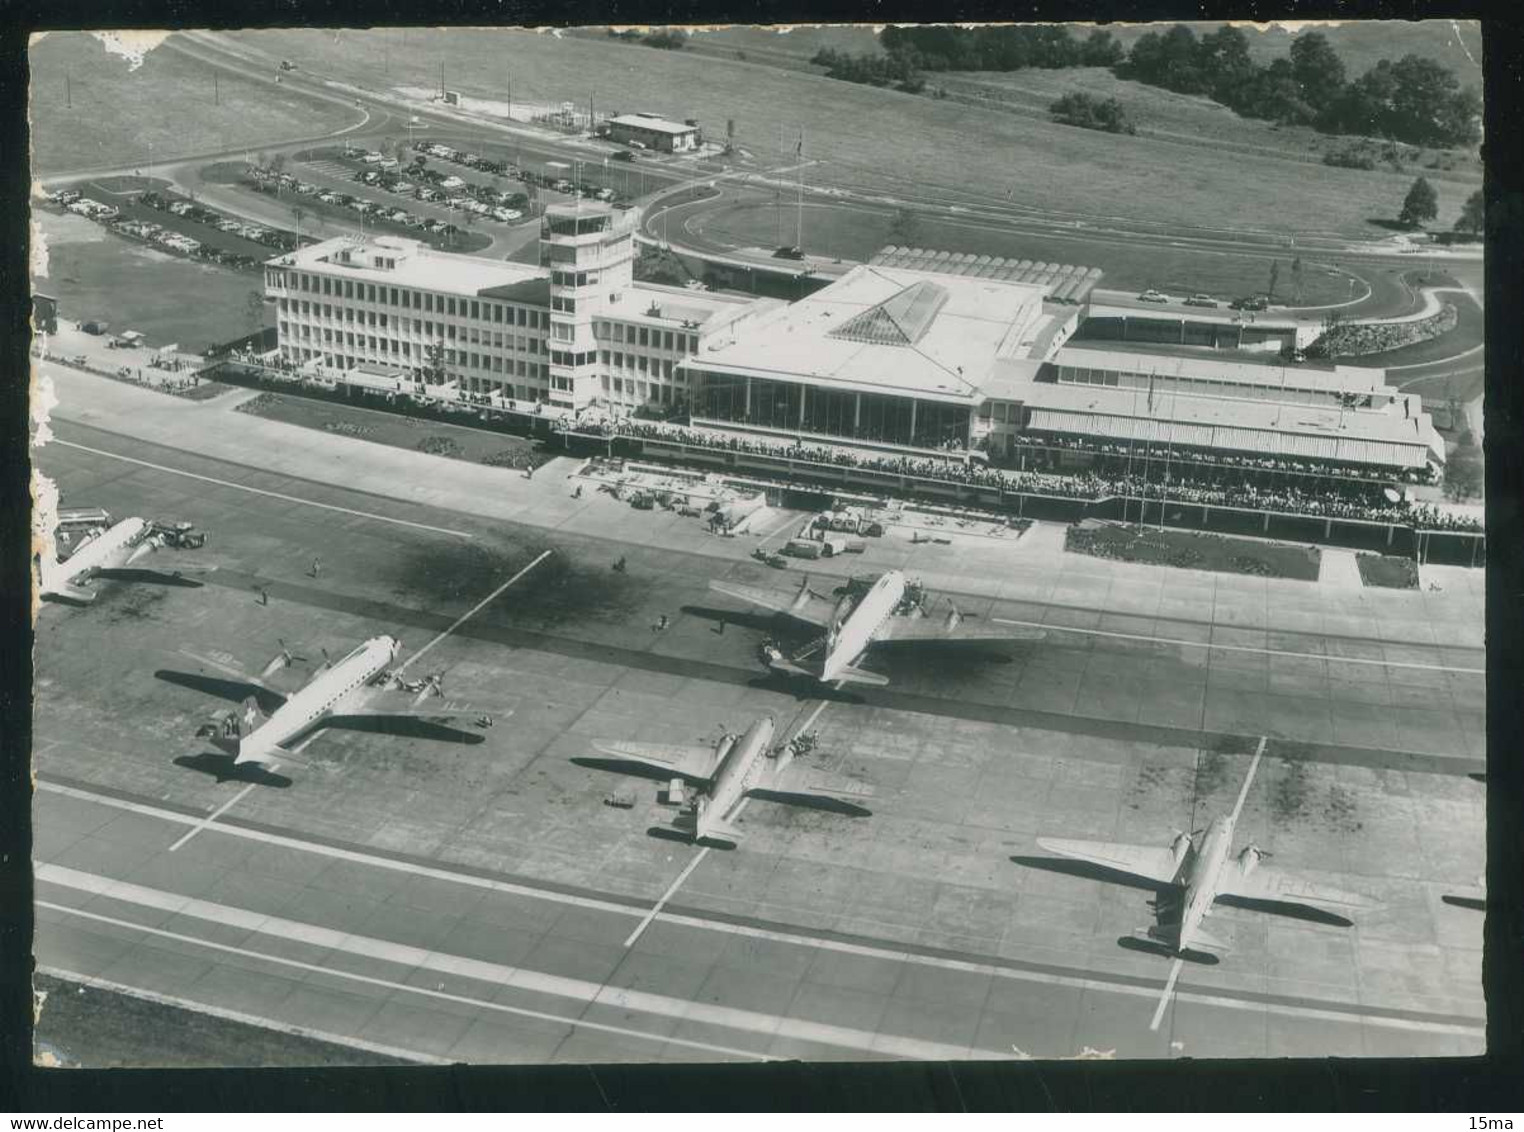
(214, 71, 220, 106)
(796, 127, 807, 248)
(65, 71, 71, 109)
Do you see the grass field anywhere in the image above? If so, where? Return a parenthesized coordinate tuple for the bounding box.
(1065, 522, 1322, 581)
(942, 67, 1481, 189)
(33, 209, 269, 353)
(32, 973, 404, 1068)
(29, 32, 357, 174)
(219, 28, 1476, 238)
(691, 190, 1354, 303)
(1356, 553, 1420, 589)
(234, 391, 551, 469)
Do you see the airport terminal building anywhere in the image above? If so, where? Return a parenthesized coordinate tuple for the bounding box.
(263, 202, 772, 413)
(265, 210, 1443, 480)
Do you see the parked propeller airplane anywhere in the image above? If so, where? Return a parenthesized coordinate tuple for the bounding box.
(709, 570, 1045, 687)
(39, 517, 213, 604)
(585, 714, 872, 847)
(164, 634, 512, 768)
(1036, 741, 1378, 959)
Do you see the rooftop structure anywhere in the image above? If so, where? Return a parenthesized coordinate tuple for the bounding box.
(870, 246, 1102, 305)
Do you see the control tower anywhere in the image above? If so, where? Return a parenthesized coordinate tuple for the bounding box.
(540, 200, 639, 410)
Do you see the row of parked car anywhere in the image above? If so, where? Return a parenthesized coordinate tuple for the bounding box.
(46, 188, 282, 270)
(1136, 288, 1270, 311)
(351, 161, 527, 223)
(412, 140, 619, 205)
(247, 166, 469, 241)
(137, 191, 299, 252)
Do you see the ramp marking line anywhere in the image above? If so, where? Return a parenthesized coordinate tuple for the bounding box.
(36, 781, 1484, 1036)
(36, 965, 451, 1065)
(394, 550, 552, 676)
(992, 617, 1482, 674)
(36, 864, 1010, 1060)
(51, 440, 475, 540)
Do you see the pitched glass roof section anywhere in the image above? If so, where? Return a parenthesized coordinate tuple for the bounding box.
(828, 280, 949, 346)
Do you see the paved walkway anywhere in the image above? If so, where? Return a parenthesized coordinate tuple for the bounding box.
(1318, 548, 1366, 591)
(32, 359, 1485, 652)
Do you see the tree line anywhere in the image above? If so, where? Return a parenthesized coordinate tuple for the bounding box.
(1118, 26, 1479, 147)
(811, 25, 1479, 151)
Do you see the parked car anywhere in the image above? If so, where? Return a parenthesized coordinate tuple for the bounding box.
(1230, 295, 1270, 311)
(1137, 289, 1169, 303)
(1184, 293, 1218, 308)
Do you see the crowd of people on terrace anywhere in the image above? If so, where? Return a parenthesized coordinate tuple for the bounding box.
(558, 415, 1481, 533)
(1010, 432, 1436, 485)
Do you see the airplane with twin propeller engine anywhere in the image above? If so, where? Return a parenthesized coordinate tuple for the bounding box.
(1036, 741, 1379, 960)
(162, 634, 514, 769)
(709, 569, 1045, 688)
(586, 714, 873, 848)
(39, 517, 214, 605)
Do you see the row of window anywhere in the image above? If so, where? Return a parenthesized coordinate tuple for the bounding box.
(597, 349, 676, 380)
(594, 323, 697, 353)
(268, 270, 547, 329)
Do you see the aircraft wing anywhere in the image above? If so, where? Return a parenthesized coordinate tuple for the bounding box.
(1214, 863, 1379, 910)
(708, 580, 836, 628)
(170, 650, 289, 712)
(875, 612, 1046, 644)
(749, 764, 875, 816)
(1035, 837, 1184, 886)
(591, 739, 717, 782)
(350, 687, 516, 720)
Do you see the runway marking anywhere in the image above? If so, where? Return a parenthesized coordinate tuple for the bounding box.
(37, 965, 452, 1066)
(624, 849, 711, 948)
(991, 617, 1483, 675)
(36, 781, 1485, 1036)
(36, 900, 766, 1063)
(49, 440, 475, 540)
(36, 865, 1010, 1061)
(168, 781, 261, 853)
(394, 549, 552, 676)
(1150, 959, 1184, 1032)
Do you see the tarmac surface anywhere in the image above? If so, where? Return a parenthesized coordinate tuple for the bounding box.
(28, 371, 1487, 1065)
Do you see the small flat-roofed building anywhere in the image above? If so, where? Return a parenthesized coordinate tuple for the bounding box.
(605, 112, 700, 153)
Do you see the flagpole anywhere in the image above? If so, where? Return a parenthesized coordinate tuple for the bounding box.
(1160, 378, 1176, 532)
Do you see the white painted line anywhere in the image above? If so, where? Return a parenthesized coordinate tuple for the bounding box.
(1230, 737, 1268, 826)
(37, 780, 1485, 1036)
(36, 965, 451, 1066)
(394, 549, 552, 676)
(36, 865, 1008, 1060)
(991, 616, 1482, 674)
(625, 848, 710, 948)
(168, 781, 262, 853)
(51, 440, 475, 540)
(36, 899, 765, 1063)
(1150, 958, 1184, 1032)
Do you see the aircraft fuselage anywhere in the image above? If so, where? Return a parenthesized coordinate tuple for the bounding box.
(236, 635, 399, 763)
(697, 714, 776, 840)
(43, 516, 151, 593)
(819, 571, 905, 682)
(1177, 815, 1236, 952)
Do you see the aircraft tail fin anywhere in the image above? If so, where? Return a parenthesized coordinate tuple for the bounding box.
(207, 695, 269, 761)
(1146, 923, 1229, 955)
(767, 656, 819, 680)
(836, 664, 889, 688)
(43, 582, 96, 605)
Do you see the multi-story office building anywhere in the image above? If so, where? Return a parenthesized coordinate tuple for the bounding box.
(264, 201, 770, 413)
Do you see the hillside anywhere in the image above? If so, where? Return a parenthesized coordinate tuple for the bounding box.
(214, 27, 1477, 237)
